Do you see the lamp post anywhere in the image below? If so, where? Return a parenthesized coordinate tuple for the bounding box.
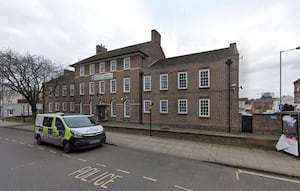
(279, 46, 300, 106)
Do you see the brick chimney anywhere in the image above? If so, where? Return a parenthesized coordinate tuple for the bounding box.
(151, 29, 161, 45)
(96, 44, 107, 54)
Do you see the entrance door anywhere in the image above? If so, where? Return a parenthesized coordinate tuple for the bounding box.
(97, 105, 108, 121)
(242, 115, 253, 133)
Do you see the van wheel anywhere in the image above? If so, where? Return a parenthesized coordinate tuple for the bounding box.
(36, 135, 43, 145)
(63, 141, 72, 153)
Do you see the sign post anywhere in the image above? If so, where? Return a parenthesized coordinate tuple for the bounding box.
(148, 104, 153, 136)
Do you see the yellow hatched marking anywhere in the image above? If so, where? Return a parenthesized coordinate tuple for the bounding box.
(62, 154, 71, 158)
(77, 158, 87, 162)
(117, 169, 130, 174)
(95, 163, 106, 167)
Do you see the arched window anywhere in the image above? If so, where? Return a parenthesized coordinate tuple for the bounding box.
(124, 100, 130, 117)
(111, 101, 116, 117)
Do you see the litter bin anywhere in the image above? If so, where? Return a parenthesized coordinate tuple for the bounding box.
(276, 111, 300, 157)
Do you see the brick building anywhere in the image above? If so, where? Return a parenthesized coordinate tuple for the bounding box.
(45, 30, 240, 131)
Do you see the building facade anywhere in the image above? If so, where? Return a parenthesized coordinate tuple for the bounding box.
(45, 30, 240, 131)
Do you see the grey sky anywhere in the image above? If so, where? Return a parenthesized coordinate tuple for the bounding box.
(1, 0, 300, 98)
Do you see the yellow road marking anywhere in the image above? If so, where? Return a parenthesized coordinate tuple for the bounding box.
(77, 158, 87, 162)
(143, 176, 157, 182)
(27, 144, 33, 147)
(19, 142, 25, 145)
(117, 169, 130, 174)
(38, 147, 44, 150)
(236, 171, 240, 181)
(174, 184, 193, 191)
(49, 150, 57, 154)
(95, 163, 106, 167)
(238, 169, 300, 184)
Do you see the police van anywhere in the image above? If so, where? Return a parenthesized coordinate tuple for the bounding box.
(34, 113, 106, 153)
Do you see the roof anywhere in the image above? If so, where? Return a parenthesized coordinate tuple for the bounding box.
(71, 42, 151, 66)
(149, 43, 238, 69)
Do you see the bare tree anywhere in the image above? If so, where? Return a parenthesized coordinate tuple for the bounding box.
(0, 49, 61, 120)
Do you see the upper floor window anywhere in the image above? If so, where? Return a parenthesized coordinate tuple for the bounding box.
(110, 60, 117, 72)
(62, 102, 67, 112)
(199, 69, 210, 88)
(110, 79, 117, 94)
(48, 87, 53, 97)
(80, 66, 85, 76)
(178, 99, 188, 114)
(99, 62, 105, 73)
(70, 84, 75, 96)
(123, 78, 130, 93)
(79, 83, 85, 95)
(144, 76, 151, 92)
(55, 86, 60, 97)
(55, 102, 60, 111)
(89, 64, 95, 75)
(99, 81, 105, 94)
(199, 99, 210, 117)
(123, 57, 130, 70)
(160, 74, 168, 91)
(178, 72, 187, 89)
(62, 85, 67, 97)
(89, 82, 95, 95)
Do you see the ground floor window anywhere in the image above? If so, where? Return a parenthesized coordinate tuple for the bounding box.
(199, 98, 210, 117)
(111, 101, 116, 117)
(143, 100, 151, 113)
(124, 100, 130, 117)
(160, 100, 168, 113)
(178, 99, 188, 114)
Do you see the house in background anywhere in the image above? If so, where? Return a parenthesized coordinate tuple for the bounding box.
(294, 78, 300, 111)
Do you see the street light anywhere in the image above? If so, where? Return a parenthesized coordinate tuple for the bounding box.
(279, 46, 300, 106)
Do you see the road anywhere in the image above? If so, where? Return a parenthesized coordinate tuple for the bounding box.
(0, 127, 300, 191)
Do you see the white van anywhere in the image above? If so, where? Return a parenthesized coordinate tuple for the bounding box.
(34, 113, 106, 152)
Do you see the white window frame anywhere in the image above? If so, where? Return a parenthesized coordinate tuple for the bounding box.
(89, 82, 95, 95)
(178, 72, 187, 89)
(110, 60, 117, 72)
(62, 85, 67, 97)
(178, 99, 188, 114)
(199, 69, 210, 88)
(160, 100, 168, 114)
(160, 74, 168, 90)
(110, 79, 117, 93)
(199, 99, 210, 117)
(99, 80, 105, 94)
(89, 64, 95, 75)
(70, 84, 75, 96)
(124, 100, 130, 117)
(99, 62, 105, 73)
(55, 102, 60, 112)
(123, 78, 130, 93)
(62, 102, 67, 111)
(79, 83, 85, 95)
(55, 86, 59, 96)
(123, 57, 130, 70)
(144, 76, 151, 92)
(111, 101, 117, 117)
(70, 102, 75, 112)
(143, 100, 151, 113)
(48, 102, 53, 112)
(80, 66, 85, 76)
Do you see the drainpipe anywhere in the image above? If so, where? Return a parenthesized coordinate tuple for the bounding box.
(226, 59, 233, 133)
(139, 70, 144, 124)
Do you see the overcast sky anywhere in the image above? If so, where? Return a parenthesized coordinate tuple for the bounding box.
(1, 0, 300, 99)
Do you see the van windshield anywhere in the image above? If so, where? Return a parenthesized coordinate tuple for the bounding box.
(63, 116, 95, 128)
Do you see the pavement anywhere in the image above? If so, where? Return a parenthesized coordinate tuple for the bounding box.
(1, 120, 300, 179)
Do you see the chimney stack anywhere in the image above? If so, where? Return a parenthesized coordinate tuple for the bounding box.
(96, 44, 107, 54)
(151, 29, 161, 45)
